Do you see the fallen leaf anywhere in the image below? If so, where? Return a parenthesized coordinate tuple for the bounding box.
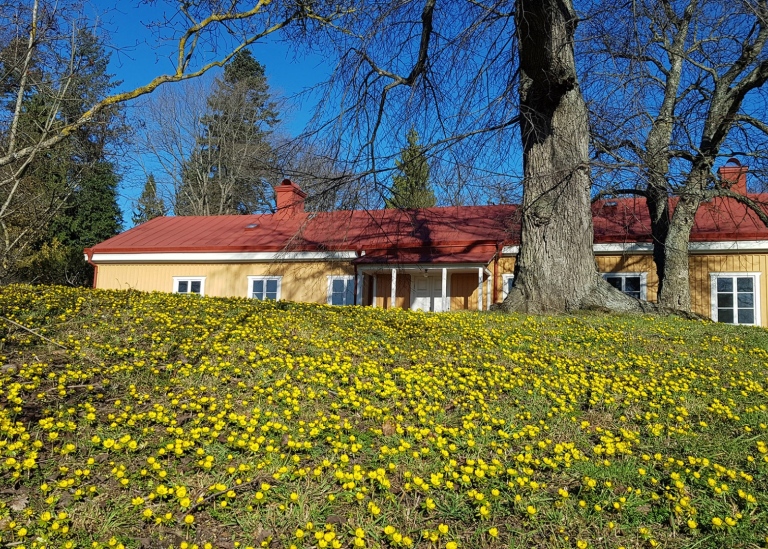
(10, 493, 29, 512)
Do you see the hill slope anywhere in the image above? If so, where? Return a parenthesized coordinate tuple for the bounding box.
(0, 285, 767, 549)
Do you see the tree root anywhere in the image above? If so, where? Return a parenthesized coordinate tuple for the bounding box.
(491, 276, 708, 321)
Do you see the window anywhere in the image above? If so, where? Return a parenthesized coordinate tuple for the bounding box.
(602, 272, 647, 300)
(248, 276, 282, 301)
(327, 276, 355, 306)
(502, 274, 514, 299)
(173, 277, 205, 295)
(710, 272, 761, 326)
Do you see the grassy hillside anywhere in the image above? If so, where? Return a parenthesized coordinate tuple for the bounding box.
(0, 285, 767, 549)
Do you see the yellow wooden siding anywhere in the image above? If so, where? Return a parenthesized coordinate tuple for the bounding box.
(688, 254, 768, 323)
(96, 262, 354, 303)
(595, 253, 768, 325)
(596, 255, 659, 302)
(95, 251, 768, 325)
(450, 273, 479, 310)
(495, 257, 517, 304)
(373, 274, 411, 309)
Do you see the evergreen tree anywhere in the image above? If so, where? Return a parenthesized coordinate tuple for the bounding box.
(176, 50, 278, 215)
(385, 128, 436, 209)
(133, 174, 166, 225)
(10, 31, 126, 285)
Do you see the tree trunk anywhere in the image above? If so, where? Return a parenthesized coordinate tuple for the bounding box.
(658, 191, 701, 310)
(504, 0, 621, 313)
(646, 183, 670, 297)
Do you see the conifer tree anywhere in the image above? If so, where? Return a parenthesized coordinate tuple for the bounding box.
(133, 174, 166, 225)
(176, 50, 278, 215)
(385, 128, 436, 209)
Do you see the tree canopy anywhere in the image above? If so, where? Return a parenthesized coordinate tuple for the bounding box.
(385, 128, 436, 209)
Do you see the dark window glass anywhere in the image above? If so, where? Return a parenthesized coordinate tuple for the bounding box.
(506, 278, 514, 293)
(265, 279, 278, 300)
(253, 280, 264, 298)
(718, 308, 734, 323)
(717, 293, 733, 308)
(737, 277, 753, 292)
(177, 281, 188, 293)
(624, 277, 641, 293)
(717, 278, 733, 292)
(345, 280, 355, 305)
(737, 293, 754, 308)
(190, 281, 201, 294)
(738, 309, 754, 324)
(605, 276, 622, 290)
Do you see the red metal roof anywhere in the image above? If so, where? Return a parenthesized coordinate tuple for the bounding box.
(89, 205, 520, 257)
(89, 193, 768, 260)
(592, 194, 768, 243)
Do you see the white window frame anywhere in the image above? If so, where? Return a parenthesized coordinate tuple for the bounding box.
(327, 275, 356, 306)
(173, 276, 205, 296)
(502, 274, 515, 299)
(601, 272, 647, 300)
(248, 276, 282, 301)
(710, 272, 761, 326)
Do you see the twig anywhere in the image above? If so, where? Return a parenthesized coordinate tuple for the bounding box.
(0, 315, 68, 349)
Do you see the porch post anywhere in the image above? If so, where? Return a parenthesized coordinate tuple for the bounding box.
(477, 267, 483, 311)
(372, 275, 377, 307)
(441, 268, 448, 312)
(356, 272, 364, 306)
(487, 272, 491, 309)
(391, 268, 397, 309)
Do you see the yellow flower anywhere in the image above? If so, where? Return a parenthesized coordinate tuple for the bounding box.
(184, 514, 195, 525)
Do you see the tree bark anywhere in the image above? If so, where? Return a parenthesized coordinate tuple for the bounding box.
(504, 0, 638, 313)
(657, 171, 707, 310)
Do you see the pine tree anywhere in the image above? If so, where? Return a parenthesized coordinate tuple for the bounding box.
(385, 128, 436, 209)
(133, 174, 166, 225)
(176, 50, 278, 215)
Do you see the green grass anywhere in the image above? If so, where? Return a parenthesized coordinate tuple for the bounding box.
(0, 284, 767, 549)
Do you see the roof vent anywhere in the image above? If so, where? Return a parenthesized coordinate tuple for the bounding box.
(245, 223, 259, 230)
(605, 201, 618, 207)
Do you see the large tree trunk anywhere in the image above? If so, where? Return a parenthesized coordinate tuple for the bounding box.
(657, 177, 704, 310)
(646, 182, 671, 297)
(504, 0, 642, 313)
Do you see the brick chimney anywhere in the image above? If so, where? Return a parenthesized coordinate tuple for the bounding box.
(275, 179, 307, 216)
(718, 158, 748, 194)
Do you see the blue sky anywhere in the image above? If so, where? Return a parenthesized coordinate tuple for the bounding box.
(91, 1, 331, 221)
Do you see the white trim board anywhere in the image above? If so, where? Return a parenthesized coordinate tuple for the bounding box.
(91, 251, 358, 263)
(501, 241, 768, 256)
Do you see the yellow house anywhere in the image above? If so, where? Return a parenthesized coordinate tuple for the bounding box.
(87, 175, 768, 326)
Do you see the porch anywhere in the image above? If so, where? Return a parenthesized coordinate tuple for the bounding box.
(354, 265, 493, 311)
